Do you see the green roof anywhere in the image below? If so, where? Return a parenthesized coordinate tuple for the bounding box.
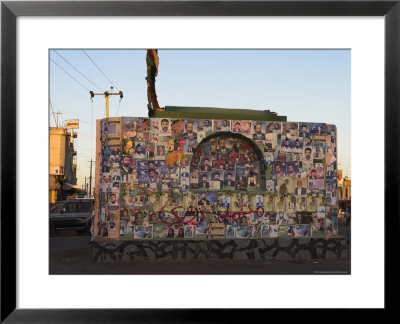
(153, 106, 287, 121)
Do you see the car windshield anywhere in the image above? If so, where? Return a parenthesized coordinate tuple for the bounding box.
(50, 202, 63, 213)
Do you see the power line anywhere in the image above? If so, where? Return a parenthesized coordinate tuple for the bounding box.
(116, 99, 122, 116)
(82, 50, 119, 91)
(90, 99, 94, 160)
(53, 50, 104, 91)
(50, 58, 90, 91)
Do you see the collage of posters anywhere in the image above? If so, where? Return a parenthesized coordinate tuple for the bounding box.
(96, 117, 340, 240)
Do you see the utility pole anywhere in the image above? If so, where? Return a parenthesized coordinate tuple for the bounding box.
(90, 87, 123, 118)
(88, 159, 95, 198)
(84, 177, 87, 197)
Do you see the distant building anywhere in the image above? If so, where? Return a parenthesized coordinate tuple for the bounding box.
(338, 176, 351, 201)
(49, 127, 78, 204)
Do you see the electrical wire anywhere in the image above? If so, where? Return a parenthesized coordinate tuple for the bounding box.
(49, 98, 58, 127)
(116, 100, 122, 116)
(82, 50, 119, 91)
(53, 50, 104, 91)
(50, 58, 90, 92)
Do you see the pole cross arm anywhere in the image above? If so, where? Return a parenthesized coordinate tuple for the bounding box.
(89, 91, 123, 118)
(106, 91, 123, 98)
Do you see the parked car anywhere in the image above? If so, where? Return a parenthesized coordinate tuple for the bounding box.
(49, 198, 94, 234)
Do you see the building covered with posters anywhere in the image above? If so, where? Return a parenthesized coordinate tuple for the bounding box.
(94, 107, 345, 261)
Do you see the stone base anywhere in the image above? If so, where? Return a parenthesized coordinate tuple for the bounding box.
(93, 238, 349, 262)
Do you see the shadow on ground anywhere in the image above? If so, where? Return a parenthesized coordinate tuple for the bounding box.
(49, 233, 350, 275)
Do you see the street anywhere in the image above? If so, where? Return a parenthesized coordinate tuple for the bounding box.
(49, 232, 350, 275)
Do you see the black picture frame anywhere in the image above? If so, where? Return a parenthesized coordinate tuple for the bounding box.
(1, 0, 396, 321)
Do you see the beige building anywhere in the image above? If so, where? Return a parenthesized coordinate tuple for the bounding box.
(49, 127, 78, 204)
(338, 177, 351, 201)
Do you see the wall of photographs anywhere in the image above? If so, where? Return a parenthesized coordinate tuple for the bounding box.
(95, 117, 340, 241)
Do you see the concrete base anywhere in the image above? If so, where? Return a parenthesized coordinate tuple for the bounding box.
(94, 238, 349, 262)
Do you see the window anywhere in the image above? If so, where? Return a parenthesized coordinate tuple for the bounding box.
(63, 202, 77, 213)
(78, 201, 92, 213)
(50, 201, 63, 213)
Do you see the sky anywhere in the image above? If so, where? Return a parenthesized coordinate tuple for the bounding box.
(49, 49, 351, 188)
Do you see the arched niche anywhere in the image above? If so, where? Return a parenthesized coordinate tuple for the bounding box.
(189, 132, 265, 191)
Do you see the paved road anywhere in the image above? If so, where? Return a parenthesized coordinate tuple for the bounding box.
(49, 232, 350, 275)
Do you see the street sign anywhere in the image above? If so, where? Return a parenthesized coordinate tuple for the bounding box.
(65, 119, 79, 129)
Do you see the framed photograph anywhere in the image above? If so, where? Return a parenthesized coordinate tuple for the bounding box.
(2, 0, 395, 321)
